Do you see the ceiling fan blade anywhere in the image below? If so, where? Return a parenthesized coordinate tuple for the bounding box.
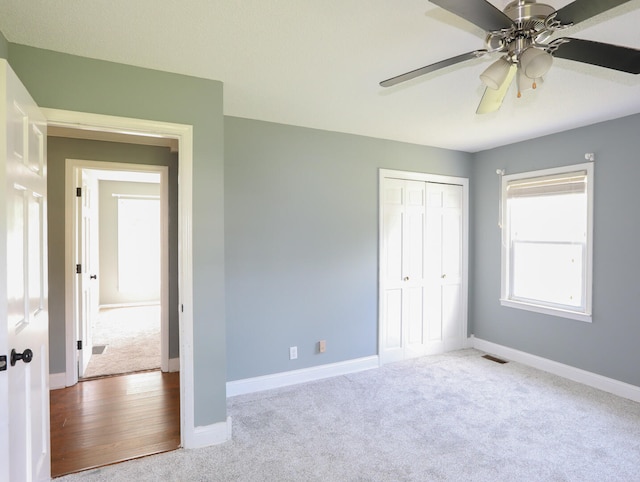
(380, 50, 487, 87)
(552, 0, 634, 26)
(476, 64, 517, 114)
(553, 38, 640, 74)
(430, 0, 514, 32)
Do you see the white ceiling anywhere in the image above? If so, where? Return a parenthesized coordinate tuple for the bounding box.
(1, 0, 639, 152)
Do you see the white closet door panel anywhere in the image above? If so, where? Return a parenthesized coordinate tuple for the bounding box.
(384, 289, 402, 350)
(383, 209, 403, 284)
(403, 210, 424, 282)
(425, 284, 443, 342)
(442, 212, 461, 279)
(404, 286, 424, 346)
(442, 285, 462, 340)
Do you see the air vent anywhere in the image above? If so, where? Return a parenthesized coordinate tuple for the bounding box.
(92, 345, 107, 355)
(482, 354, 508, 364)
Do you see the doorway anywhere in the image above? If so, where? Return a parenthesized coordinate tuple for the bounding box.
(378, 169, 469, 364)
(46, 125, 183, 475)
(71, 165, 167, 379)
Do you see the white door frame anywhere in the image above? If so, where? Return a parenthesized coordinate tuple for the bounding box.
(66, 160, 170, 379)
(43, 108, 195, 448)
(378, 168, 469, 363)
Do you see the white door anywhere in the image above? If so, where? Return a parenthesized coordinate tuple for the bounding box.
(0, 60, 50, 481)
(380, 178, 427, 363)
(380, 174, 466, 364)
(76, 169, 99, 377)
(424, 183, 464, 353)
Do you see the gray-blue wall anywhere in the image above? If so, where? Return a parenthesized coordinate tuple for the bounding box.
(8, 44, 226, 427)
(471, 113, 640, 386)
(224, 116, 472, 380)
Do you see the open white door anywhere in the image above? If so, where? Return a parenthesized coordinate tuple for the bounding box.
(75, 169, 99, 377)
(0, 60, 51, 481)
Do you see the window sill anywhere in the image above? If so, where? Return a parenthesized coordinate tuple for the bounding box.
(500, 299, 592, 323)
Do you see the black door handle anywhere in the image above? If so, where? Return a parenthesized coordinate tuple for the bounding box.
(11, 348, 33, 366)
(90, 274, 97, 280)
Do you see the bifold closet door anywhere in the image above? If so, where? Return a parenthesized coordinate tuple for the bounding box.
(381, 177, 463, 363)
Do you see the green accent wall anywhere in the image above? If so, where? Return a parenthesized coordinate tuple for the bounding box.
(8, 44, 226, 427)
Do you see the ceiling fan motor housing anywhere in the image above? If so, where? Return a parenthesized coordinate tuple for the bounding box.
(504, 0, 556, 26)
(487, 0, 557, 59)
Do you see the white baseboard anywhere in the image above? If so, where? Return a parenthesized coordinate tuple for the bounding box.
(183, 416, 232, 449)
(50, 372, 67, 390)
(464, 334, 475, 349)
(227, 356, 379, 397)
(472, 337, 640, 403)
(168, 357, 180, 372)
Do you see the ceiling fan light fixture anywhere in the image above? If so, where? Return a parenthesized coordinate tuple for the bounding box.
(480, 57, 512, 90)
(516, 67, 535, 97)
(520, 47, 553, 79)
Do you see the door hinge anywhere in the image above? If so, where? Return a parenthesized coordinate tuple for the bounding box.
(77, 340, 82, 350)
(76, 264, 82, 274)
(76, 187, 82, 197)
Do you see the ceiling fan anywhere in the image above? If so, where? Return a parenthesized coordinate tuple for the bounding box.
(380, 0, 640, 114)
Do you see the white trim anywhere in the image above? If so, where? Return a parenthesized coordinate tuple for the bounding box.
(63, 159, 170, 382)
(49, 373, 66, 391)
(43, 108, 195, 448)
(472, 338, 640, 403)
(184, 417, 232, 449)
(226, 356, 379, 397)
(168, 357, 180, 373)
(464, 334, 476, 349)
(500, 298, 592, 323)
(378, 169, 469, 365)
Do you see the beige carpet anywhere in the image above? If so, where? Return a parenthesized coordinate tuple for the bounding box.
(83, 305, 161, 378)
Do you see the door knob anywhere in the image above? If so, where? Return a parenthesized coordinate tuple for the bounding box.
(403, 277, 410, 281)
(441, 274, 447, 279)
(11, 348, 33, 366)
(90, 274, 97, 280)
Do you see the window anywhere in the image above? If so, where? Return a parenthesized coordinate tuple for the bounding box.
(500, 163, 593, 322)
(117, 196, 161, 297)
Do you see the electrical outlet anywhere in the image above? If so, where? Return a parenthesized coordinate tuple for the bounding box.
(289, 346, 298, 360)
(318, 340, 326, 353)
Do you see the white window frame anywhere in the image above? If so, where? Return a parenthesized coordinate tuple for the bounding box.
(500, 162, 594, 322)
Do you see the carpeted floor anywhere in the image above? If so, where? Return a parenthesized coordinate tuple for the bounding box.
(57, 349, 640, 481)
(83, 305, 161, 378)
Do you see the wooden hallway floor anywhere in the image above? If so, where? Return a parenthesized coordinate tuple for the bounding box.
(50, 370, 180, 478)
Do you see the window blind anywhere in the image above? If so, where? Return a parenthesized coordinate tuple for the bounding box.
(506, 170, 587, 198)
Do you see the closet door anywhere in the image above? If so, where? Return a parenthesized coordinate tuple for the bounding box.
(380, 178, 426, 363)
(380, 175, 465, 364)
(425, 183, 464, 353)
